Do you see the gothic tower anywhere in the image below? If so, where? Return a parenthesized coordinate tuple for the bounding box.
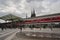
(31, 9, 36, 18)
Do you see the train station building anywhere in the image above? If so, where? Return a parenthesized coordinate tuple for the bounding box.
(0, 9, 60, 28)
(23, 9, 60, 28)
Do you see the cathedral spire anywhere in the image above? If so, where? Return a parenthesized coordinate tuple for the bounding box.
(26, 13, 27, 19)
(31, 8, 36, 18)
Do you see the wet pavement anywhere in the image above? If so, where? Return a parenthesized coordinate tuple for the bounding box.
(0, 29, 19, 40)
(12, 32, 60, 40)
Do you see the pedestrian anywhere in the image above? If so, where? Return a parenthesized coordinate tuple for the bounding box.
(20, 25, 22, 32)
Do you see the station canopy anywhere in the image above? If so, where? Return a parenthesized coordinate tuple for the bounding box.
(0, 14, 23, 22)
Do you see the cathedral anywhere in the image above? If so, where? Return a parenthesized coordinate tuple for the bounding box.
(31, 9, 36, 18)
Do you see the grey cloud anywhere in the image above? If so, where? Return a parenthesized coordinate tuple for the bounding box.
(0, 12, 8, 17)
(0, 0, 60, 18)
(26, 0, 43, 3)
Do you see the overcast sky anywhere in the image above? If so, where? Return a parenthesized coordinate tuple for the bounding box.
(0, 0, 60, 18)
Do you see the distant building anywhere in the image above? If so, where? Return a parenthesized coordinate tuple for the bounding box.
(24, 12, 60, 28)
(31, 9, 36, 18)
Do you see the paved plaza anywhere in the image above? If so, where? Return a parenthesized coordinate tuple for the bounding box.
(12, 28, 60, 40)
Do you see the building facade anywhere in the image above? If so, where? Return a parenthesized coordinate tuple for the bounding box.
(22, 9, 60, 28)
